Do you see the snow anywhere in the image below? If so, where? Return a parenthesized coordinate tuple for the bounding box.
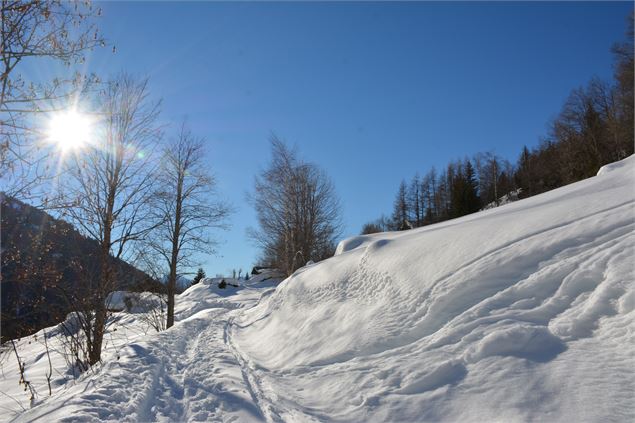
(2, 155, 634, 422)
(106, 291, 164, 312)
(482, 188, 523, 210)
(0, 282, 277, 422)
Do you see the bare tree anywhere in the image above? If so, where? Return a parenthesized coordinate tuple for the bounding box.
(408, 173, 422, 227)
(474, 152, 499, 206)
(249, 136, 342, 276)
(391, 179, 410, 230)
(611, 12, 634, 156)
(55, 74, 162, 365)
(360, 215, 391, 235)
(1, 0, 104, 199)
(149, 123, 231, 329)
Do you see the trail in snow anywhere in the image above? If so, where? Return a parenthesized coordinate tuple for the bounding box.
(7, 286, 273, 423)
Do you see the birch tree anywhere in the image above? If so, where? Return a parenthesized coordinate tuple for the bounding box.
(56, 74, 161, 365)
(249, 136, 341, 276)
(1, 0, 104, 198)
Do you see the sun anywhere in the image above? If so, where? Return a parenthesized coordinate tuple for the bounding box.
(47, 110, 93, 151)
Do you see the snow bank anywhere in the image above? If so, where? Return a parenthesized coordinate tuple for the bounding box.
(596, 156, 633, 175)
(246, 268, 286, 284)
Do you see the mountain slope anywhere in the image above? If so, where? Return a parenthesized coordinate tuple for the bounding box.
(5, 156, 635, 422)
(1, 195, 161, 341)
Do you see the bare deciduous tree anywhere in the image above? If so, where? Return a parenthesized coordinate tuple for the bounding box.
(149, 123, 231, 329)
(1, 0, 104, 199)
(55, 74, 161, 365)
(360, 216, 390, 235)
(249, 136, 342, 276)
(473, 152, 514, 207)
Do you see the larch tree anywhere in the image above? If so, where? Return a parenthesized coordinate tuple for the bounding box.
(408, 173, 422, 227)
(474, 152, 512, 207)
(391, 179, 409, 230)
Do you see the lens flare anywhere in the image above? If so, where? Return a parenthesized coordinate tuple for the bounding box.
(48, 110, 93, 151)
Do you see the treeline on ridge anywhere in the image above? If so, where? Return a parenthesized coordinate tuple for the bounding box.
(364, 14, 634, 234)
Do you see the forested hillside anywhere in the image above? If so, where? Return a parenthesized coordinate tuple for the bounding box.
(0, 195, 161, 342)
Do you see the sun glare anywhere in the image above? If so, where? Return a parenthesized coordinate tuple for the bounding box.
(48, 110, 93, 151)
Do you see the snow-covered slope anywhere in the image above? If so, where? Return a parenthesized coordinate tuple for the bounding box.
(3, 156, 634, 422)
(231, 155, 635, 422)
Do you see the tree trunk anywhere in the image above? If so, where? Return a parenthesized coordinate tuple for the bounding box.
(88, 183, 117, 365)
(166, 171, 183, 329)
(89, 225, 112, 365)
(166, 269, 176, 328)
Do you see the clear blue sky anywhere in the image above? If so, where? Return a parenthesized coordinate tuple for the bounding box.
(79, 1, 631, 277)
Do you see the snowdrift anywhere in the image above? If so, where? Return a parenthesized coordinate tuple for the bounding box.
(232, 155, 635, 421)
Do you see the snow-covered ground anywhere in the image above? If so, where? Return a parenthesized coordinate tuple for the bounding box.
(0, 278, 278, 421)
(2, 156, 634, 422)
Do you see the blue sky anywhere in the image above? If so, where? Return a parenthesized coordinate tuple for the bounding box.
(69, 1, 631, 276)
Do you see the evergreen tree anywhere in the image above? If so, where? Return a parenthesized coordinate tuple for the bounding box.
(464, 160, 481, 213)
(192, 268, 205, 285)
(515, 146, 533, 197)
(450, 159, 480, 218)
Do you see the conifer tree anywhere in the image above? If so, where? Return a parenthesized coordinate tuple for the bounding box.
(464, 160, 481, 213)
(192, 268, 205, 285)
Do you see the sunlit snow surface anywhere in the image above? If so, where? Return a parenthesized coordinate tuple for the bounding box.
(3, 157, 634, 422)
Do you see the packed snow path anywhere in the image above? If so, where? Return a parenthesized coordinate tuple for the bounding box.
(11, 292, 268, 422)
(3, 156, 634, 422)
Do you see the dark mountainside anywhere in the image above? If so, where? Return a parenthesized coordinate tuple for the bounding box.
(1, 194, 163, 342)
